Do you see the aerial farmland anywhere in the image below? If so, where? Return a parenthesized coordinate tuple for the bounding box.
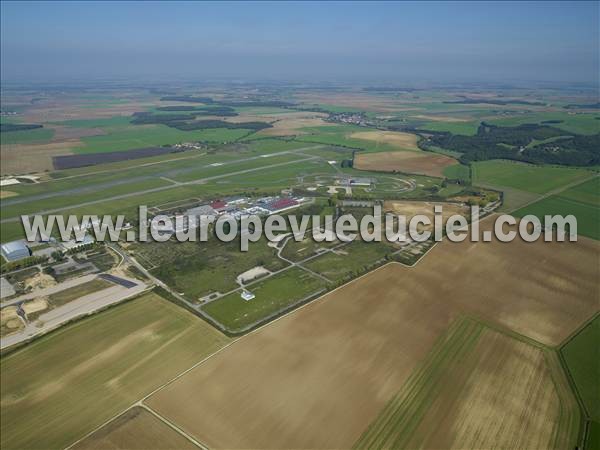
(1, 2, 599, 449)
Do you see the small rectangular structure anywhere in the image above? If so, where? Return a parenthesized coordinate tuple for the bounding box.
(98, 273, 138, 289)
(61, 234, 94, 251)
(1, 240, 31, 262)
(186, 204, 217, 218)
(0, 178, 20, 187)
(241, 290, 255, 301)
(264, 197, 299, 213)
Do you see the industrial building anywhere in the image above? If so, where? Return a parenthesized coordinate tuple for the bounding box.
(1, 240, 31, 262)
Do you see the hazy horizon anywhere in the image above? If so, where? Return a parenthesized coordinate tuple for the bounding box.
(1, 1, 598, 84)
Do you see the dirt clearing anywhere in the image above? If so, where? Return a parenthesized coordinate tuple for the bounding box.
(354, 150, 457, 177)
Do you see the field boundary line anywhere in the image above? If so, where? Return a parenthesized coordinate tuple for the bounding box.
(507, 173, 599, 214)
(62, 261, 405, 450)
(61, 214, 508, 450)
(138, 403, 208, 450)
(63, 336, 242, 450)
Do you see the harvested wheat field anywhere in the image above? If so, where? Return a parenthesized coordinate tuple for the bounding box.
(355, 318, 579, 449)
(355, 150, 457, 177)
(350, 130, 420, 151)
(145, 216, 597, 449)
(73, 407, 197, 450)
(146, 264, 459, 449)
(1, 141, 75, 175)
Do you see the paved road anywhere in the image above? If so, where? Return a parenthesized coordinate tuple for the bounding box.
(1, 146, 323, 223)
(0, 273, 98, 307)
(0, 274, 148, 349)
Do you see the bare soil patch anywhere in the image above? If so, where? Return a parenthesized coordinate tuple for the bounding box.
(25, 272, 57, 291)
(0, 191, 18, 199)
(21, 298, 49, 315)
(355, 150, 457, 177)
(1, 306, 24, 337)
(1, 141, 75, 175)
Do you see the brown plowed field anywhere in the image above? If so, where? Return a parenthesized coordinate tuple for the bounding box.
(354, 150, 457, 177)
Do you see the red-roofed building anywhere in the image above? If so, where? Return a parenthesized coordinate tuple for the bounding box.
(210, 199, 228, 211)
(265, 197, 299, 213)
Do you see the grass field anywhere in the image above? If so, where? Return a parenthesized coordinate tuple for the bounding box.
(487, 112, 600, 135)
(134, 238, 287, 300)
(442, 163, 470, 181)
(562, 314, 600, 422)
(48, 278, 112, 307)
(73, 407, 197, 450)
(472, 160, 592, 194)
(303, 240, 394, 282)
(74, 125, 252, 153)
(354, 317, 579, 449)
(200, 266, 328, 332)
(472, 160, 594, 210)
(514, 177, 599, 240)
(0, 292, 229, 450)
(416, 120, 480, 136)
(1, 128, 55, 144)
(0, 177, 174, 220)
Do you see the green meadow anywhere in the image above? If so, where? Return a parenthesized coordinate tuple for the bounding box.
(201, 267, 328, 332)
(487, 112, 599, 135)
(74, 125, 252, 153)
(514, 177, 599, 240)
(1, 128, 55, 144)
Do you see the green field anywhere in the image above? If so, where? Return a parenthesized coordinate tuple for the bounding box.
(514, 177, 600, 240)
(472, 160, 592, 194)
(442, 163, 470, 181)
(562, 315, 600, 422)
(487, 112, 600, 135)
(416, 120, 480, 136)
(0, 292, 229, 450)
(303, 240, 394, 282)
(74, 125, 252, 153)
(135, 238, 288, 300)
(0, 177, 174, 221)
(354, 317, 580, 449)
(1, 128, 55, 144)
(587, 421, 600, 450)
(56, 116, 132, 129)
(201, 266, 328, 332)
(48, 278, 112, 307)
(472, 160, 594, 210)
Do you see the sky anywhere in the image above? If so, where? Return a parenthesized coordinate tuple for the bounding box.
(1, 1, 598, 84)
